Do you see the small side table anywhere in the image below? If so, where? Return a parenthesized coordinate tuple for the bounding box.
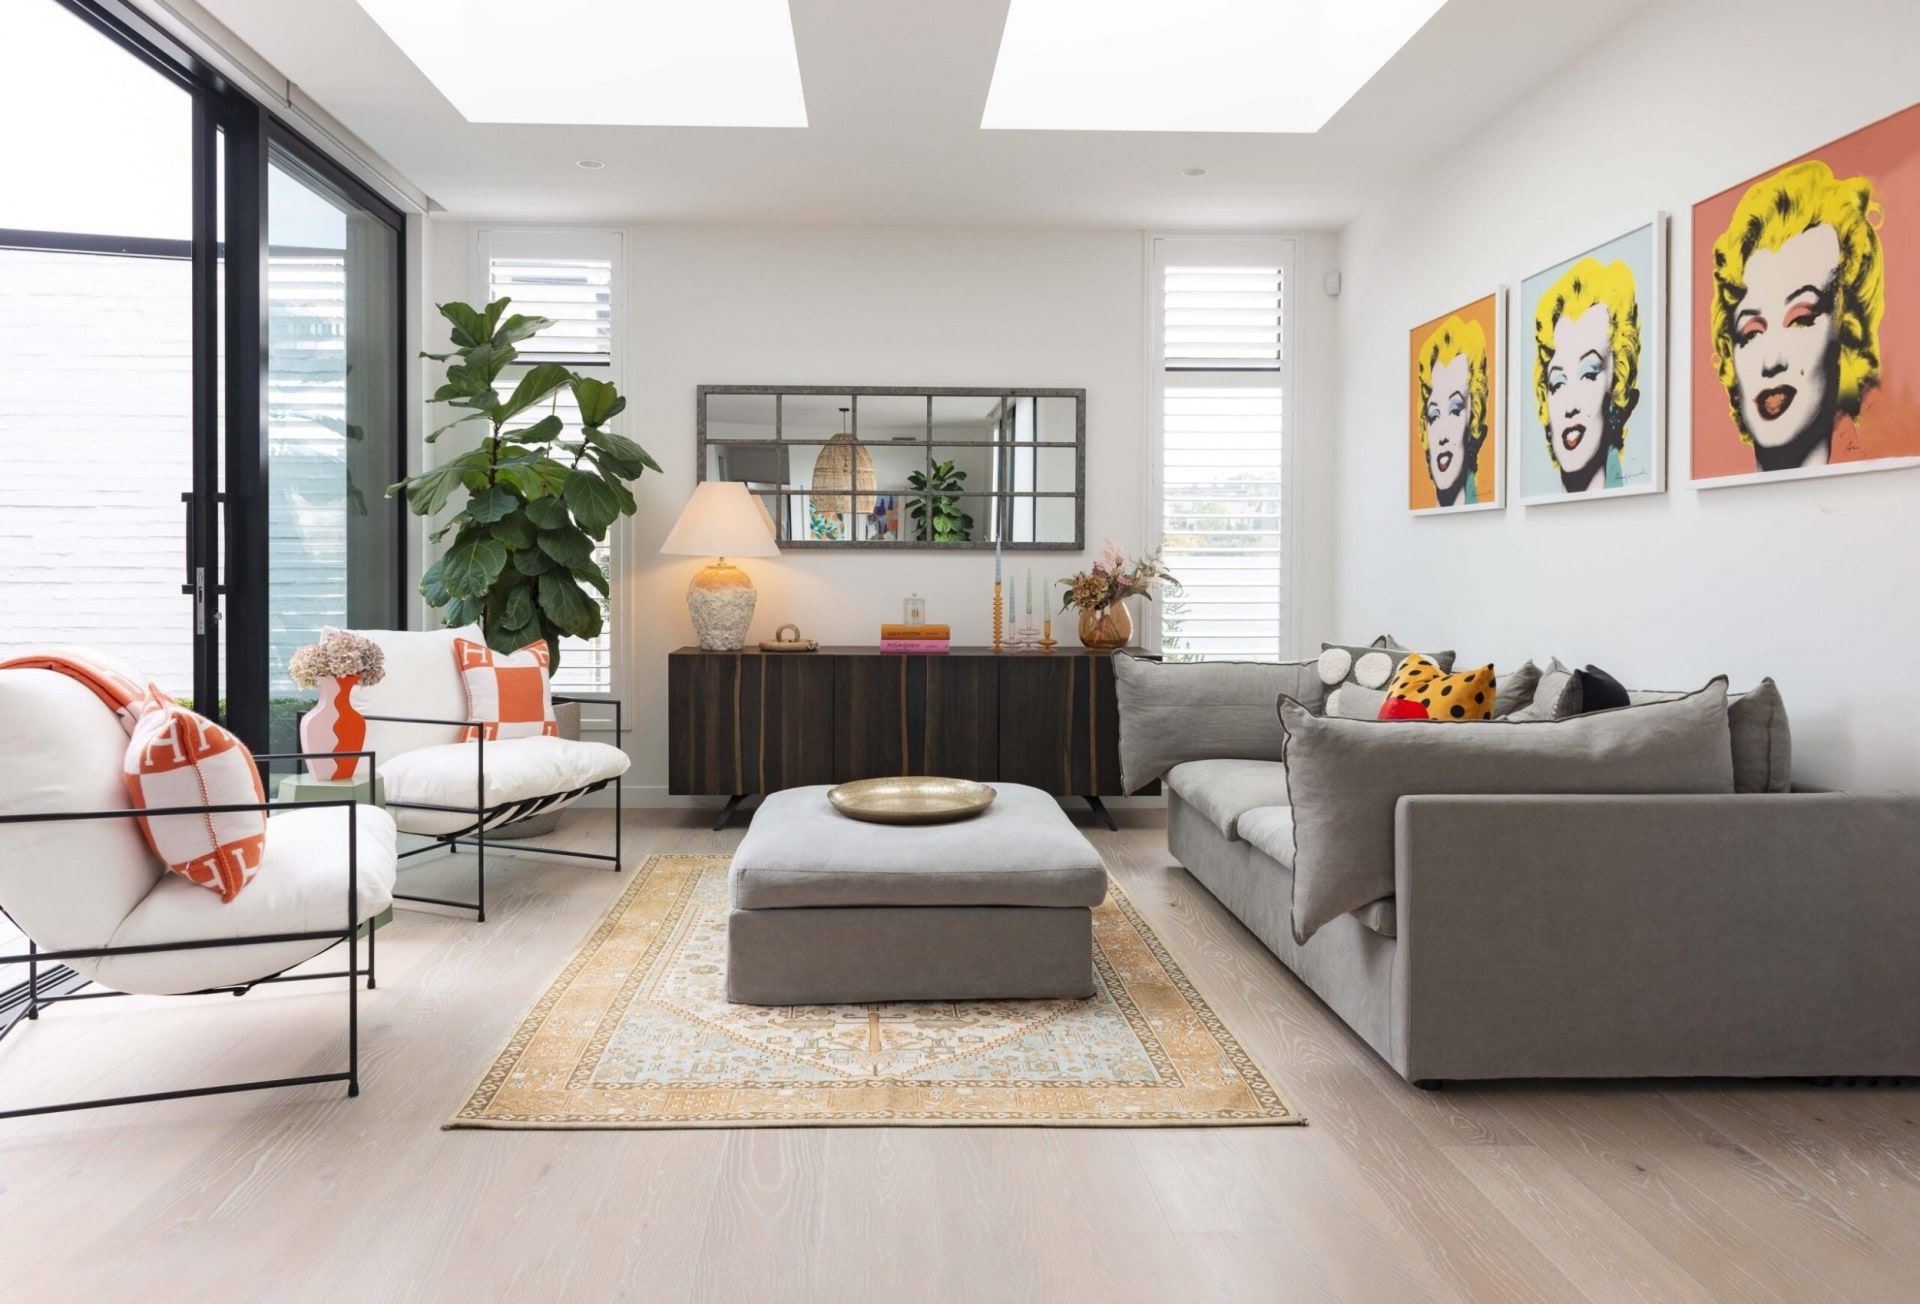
(275, 772, 390, 935)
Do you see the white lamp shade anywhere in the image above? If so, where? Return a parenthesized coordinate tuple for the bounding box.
(660, 482, 780, 559)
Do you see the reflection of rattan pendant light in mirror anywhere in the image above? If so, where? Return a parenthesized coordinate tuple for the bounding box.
(809, 406, 876, 517)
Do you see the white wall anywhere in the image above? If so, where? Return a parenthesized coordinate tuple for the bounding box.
(1330, 0, 1920, 791)
(426, 221, 1340, 799)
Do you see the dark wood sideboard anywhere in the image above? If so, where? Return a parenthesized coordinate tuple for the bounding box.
(667, 646, 1152, 828)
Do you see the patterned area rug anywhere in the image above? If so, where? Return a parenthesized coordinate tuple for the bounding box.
(450, 854, 1299, 1129)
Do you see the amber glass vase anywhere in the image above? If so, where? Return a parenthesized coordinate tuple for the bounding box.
(1077, 601, 1133, 653)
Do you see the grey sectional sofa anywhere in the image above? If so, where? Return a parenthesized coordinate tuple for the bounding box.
(1118, 653, 1920, 1084)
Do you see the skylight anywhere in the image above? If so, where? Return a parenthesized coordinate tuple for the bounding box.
(352, 0, 808, 127)
(980, 0, 1448, 133)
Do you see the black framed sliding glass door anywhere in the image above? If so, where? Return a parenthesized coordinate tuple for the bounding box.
(0, 0, 406, 750)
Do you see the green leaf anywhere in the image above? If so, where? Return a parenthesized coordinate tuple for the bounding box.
(495, 363, 573, 424)
(498, 459, 570, 501)
(571, 556, 610, 596)
(537, 570, 601, 638)
(585, 429, 659, 478)
(445, 596, 483, 627)
(439, 301, 489, 349)
(571, 375, 625, 427)
(512, 547, 555, 576)
(420, 556, 452, 606)
(524, 495, 571, 530)
(493, 313, 553, 347)
(489, 511, 536, 548)
(537, 527, 597, 571)
(564, 472, 621, 537)
(440, 536, 508, 598)
(427, 410, 489, 444)
(504, 583, 536, 630)
(504, 414, 563, 445)
(391, 463, 462, 516)
(464, 484, 518, 524)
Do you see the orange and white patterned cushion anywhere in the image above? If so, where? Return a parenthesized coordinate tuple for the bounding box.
(123, 686, 267, 902)
(454, 637, 559, 742)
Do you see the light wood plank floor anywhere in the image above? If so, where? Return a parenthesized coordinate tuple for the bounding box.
(3, 809, 1916, 1302)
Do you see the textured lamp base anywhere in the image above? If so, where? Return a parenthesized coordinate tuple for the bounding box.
(688, 561, 757, 650)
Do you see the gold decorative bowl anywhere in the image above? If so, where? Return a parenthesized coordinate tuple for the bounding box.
(827, 777, 997, 825)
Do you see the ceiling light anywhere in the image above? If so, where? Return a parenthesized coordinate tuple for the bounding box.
(352, 0, 808, 127)
(982, 0, 1448, 134)
(576, 159, 606, 170)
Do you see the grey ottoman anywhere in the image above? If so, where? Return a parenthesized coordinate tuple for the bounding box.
(727, 783, 1108, 1004)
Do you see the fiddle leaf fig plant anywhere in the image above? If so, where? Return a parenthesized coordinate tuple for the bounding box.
(389, 297, 662, 665)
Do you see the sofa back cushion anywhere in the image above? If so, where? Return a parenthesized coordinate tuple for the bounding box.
(1112, 652, 1323, 794)
(349, 625, 482, 762)
(1628, 678, 1791, 793)
(0, 669, 164, 953)
(1278, 679, 1736, 943)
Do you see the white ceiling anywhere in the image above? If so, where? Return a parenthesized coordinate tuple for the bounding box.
(198, 0, 1657, 228)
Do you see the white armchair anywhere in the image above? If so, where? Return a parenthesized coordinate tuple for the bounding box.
(351, 626, 630, 922)
(0, 667, 397, 1120)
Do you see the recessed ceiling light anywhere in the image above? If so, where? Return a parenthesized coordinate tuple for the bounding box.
(982, 0, 1448, 133)
(352, 0, 808, 127)
(1182, 168, 1208, 177)
(576, 159, 606, 170)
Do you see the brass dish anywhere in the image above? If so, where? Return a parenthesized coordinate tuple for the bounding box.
(827, 776, 996, 825)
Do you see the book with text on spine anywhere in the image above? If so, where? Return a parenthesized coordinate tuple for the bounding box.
(879, 624, 952, 641)
(879, 639, 952, 653)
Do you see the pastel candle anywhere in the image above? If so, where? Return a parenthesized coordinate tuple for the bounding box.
(1026, 568, 1033, 617)
(994, 533, 1003, 583)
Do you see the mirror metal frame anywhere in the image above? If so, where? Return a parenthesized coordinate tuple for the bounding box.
(696, 384, 1086, 551)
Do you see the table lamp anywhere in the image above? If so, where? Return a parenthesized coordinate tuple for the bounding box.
(661, 482, 780, 650)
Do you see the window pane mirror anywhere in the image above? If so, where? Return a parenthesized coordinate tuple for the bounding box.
(697, 386, 1085, 549)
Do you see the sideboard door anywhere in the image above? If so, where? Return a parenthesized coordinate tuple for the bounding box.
(833, 654, 999, 781)
(997, 654, 1129, 796)
(668, 652, 834, 795)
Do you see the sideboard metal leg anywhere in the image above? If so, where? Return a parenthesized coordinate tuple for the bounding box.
(713, 794, 749, 832)
(1083, 796, 1118, 831)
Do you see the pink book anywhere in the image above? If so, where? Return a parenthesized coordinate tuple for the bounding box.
(879, 639, 951, 653)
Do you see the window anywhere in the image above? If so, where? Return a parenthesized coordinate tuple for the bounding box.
(1149, 236, 1295, 661)
(476, 228, 622, 694)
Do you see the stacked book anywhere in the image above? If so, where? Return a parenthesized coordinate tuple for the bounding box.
(879, 623, 951, 653)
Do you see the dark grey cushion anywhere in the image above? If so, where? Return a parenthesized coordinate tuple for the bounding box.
(730, 784, 1107, 909)
(1164, 759, 1291, 841)
(1628, 678, 1792, 794)
(1112, 651, 1322, 794)
(1278, 679, 1736, 942)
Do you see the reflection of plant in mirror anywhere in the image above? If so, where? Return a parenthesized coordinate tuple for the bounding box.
(388, 298, 663, 667)
(907, 460, 974, 542)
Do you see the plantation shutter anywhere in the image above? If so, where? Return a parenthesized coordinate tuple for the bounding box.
(1153, 242, 1292, 661)
(482, 233, 618, 694)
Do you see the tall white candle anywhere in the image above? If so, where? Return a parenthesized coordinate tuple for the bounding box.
(994, 532, 1002, 583)
(1026, 568, 1033, 617)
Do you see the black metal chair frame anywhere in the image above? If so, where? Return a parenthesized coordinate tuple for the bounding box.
(0, 750, 379, 1121)
(368, 696, 624, 923)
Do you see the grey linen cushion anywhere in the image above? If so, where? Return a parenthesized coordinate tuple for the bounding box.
(1164, 759, 1291, 841)
(1317, 637, 1456, 700)
(1505, 657, 1581, 721)
(1112, 651, 1323, 794)
(1628, 678, 1792, 793)
(1494, 658, 1542, 718)
(731, 784, 1107, 909)
(1277, 678, 1736, 943)
(1327, 682, 1388, 721)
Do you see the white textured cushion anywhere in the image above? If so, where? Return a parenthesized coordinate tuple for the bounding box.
(0, 669, 164, 955)
(95, 805, 397, 995)
(349, 625, 482, 763)
(381, 737, 630, 836)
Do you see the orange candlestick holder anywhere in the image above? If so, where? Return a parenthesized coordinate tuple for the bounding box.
(992, 583, 1004, 651)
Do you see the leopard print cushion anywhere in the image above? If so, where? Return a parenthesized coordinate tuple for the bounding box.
(1383, 653, 1496, 722)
